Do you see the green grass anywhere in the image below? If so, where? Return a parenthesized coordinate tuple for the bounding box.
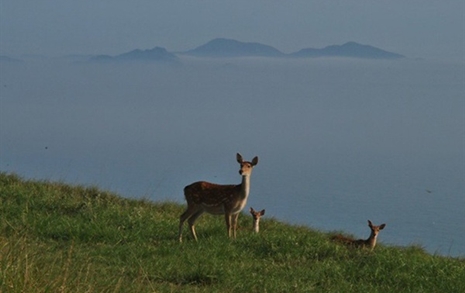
(1, 172, 464, 292)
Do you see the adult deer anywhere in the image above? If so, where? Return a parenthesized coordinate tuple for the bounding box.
(331, 220, 386, 250)
(178, 153, 258, 242)
(250, 207, 265, 233)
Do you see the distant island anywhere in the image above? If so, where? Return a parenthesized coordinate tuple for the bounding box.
(181, 38, 286, 58)
(89, 47, 178, 63)
(87, 38, 404, 62)
(180, 38, 404, 59)
(290, 42, 405, 59)
(1, 39, 406, 63)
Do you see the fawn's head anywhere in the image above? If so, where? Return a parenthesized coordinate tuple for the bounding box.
(250, 207, 265, 220)
(237, 153, 258, 176)
(368, 220, 386, 239)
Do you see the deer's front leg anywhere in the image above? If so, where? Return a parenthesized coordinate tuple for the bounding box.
(225, 213, 232, 237)
(231, 213, 239, 239)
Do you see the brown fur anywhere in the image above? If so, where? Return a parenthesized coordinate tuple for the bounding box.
(178, 153, 258, 242)
(331, 220, 386, 250)
(184, 182, 241, 206)
(250, 207, 265, 233)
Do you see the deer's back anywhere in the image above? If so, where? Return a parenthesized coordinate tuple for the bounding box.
(184, 181, 240, 205)
(331, 235, 369, 247)
(331, 234, 355, 245)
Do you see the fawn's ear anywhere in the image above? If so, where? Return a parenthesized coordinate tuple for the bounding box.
(236, 153, 243, 163)
(249, 207, 255, 214)
(260, 209, 265, 216)
(368, 220, 373, 227)
(379, 224, 386, 230)
(251, 156, 258, 166)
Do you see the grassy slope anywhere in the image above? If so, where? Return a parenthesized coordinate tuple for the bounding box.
(0, 172, 464, 293)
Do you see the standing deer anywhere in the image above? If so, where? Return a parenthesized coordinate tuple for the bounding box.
(331, 220, 386, 250)
(178, 153, 258, 242)
(250, 207, 265, 233)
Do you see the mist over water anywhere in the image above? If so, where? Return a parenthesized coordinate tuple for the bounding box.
(1, 57, 464, 257)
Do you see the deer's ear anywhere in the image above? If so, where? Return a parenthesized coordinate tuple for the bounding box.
(380, 224, 386, 230)
(236, 153, 243, 163)
(260, 209, 265, 216)
(249, 207, 254, 213)
(251, 156, 258, 166)
(368, 220, 373, 227)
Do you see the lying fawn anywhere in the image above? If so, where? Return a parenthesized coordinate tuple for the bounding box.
(178, 153, 258, 242)
(331, 220, 386, 250)
(250, 207, 265, 233)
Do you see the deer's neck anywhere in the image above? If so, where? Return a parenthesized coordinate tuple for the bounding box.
(366, 232, 377, 248)
(240, 175, 251, 199)
(253, 219, 260, 233)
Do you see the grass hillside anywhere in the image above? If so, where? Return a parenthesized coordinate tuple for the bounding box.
(1, 172, 464, 292)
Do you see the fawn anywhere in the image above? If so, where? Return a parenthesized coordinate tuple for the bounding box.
(331, 220, 386, 250)
(250, 207, 265, 233)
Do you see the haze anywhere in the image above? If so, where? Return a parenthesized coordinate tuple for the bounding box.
(1, 57, 464, 255)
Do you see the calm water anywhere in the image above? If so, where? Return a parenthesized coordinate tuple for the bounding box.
(1, 56, 464, 257)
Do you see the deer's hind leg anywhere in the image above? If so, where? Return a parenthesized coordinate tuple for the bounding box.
(179, 205, 200, 242)
(187, 209, 204, 241)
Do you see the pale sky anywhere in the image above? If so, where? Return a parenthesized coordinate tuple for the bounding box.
(1, 1, 464, 61)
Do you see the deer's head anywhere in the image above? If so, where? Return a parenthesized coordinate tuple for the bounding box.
(237, 153, 258, 176)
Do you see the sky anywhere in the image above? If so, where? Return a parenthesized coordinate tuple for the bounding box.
(1, 1, 464, 60)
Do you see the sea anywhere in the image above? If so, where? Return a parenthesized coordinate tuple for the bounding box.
(1, 56, 463, 257)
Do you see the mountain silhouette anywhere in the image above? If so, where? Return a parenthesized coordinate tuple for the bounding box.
(183, 38, 285, 57)
(90, 47, 178, 62)
(290, 42, 404, 59)
(87, 40, 405, 62)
